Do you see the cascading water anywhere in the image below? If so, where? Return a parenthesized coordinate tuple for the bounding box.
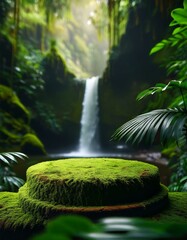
(79, 76, 100, 153)
(50, 76, 130, 158)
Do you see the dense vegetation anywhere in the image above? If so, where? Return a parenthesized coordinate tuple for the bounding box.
(0, 0, 186, 192)
(1, 1, 187, 239)
(113, 0, 187, 191)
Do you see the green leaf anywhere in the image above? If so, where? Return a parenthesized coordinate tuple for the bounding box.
(181, 81, 187, 90)
(172, 26, 187, 35)
(136, 89, 153, 101)
(166, 80, 187, 90)
(180, 176, 187, 183)
(160, 112, 177, 144)
(0, 155, 10, 165)
(136, 84, 167, 101)
(169, 20, 178, 26)
(11, 152, 28, 159)
(171, 9, 187, 25)
(150, 42, 166, 55)
(171, 39, 179, 46)
(0, 152, 28, 165)
(1, 153, 18, 163)
(168, 80, 182, 87)
(3, 176, 25, 190)
(173, 27, 183, 35)
(47, 215, 98, 235)
(184, 0, 187, 9)
(112, 108, 187, 146)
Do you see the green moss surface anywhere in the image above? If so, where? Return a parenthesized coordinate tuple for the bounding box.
(0, 191, 185, 233)
(0, 84, 46, 153)
(0, 84, 30, 151)
(0, 158, 185, 234)
(20, 133, 46, 155)
(151, 192, 187, 223)
(0, 192, 43, 231)
(18, 183, 168, 220)
(0, 84, 29, 121)
(26, 158, 160, 206)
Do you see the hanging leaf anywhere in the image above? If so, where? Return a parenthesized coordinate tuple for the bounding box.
(136, 81, 181, 101)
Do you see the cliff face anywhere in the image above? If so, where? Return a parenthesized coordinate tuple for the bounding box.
(0, 34, 85, 153)
(0, 84, 45, 154)
(98, 0, 183, 149)
(32, 78, 85, 151)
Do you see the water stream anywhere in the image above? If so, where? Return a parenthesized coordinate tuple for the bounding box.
(79, 76, 100, 153)
(46, 76, 168, 184)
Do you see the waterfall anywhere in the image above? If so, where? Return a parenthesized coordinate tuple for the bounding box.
(79, 76, 100, 153)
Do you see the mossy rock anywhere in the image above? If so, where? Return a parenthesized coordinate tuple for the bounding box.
(19, 182, 168, 220)
(0, 84, 46, 153)
(0, 84, 29, 121)
(152, 192, 187, 223)
(0, 192, 44, 232)
(0, 192, 186, 228)
(0, 159, 186, 236)
(0, 191, 186, 237)
(20, 133, 46, 155)
(25, 158, 161, 206)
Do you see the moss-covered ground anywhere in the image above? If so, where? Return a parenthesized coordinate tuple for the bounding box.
(152, 192, 187, 223)
(18, 183, 168, 220)
(0, 192, 186, 235)
(0, 192, 44, 238)
(0, 158, 186, 237)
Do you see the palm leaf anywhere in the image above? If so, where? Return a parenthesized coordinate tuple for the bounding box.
(3, 176, 25, 191)
(112, 108, 187, 146)
(0, 152, 28, 165)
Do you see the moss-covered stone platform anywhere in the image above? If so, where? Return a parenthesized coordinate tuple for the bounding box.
(24, 158, 162, 206)
(0, 158, 186, 236)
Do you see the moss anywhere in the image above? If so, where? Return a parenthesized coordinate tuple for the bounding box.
(0, 159, 186, 234)
(18, 183, 168, 220)
(25, 158, 161, 206)
(0, 85, 32, 151)
(20, 133, 46, 155)
(0, 192, 44, 231)
(151, 192, 187, 223)
(0, 190, 186, 235)
(0, 84, 29, 121)
(0, 84, 46, 153)
(161, 142, 179, 158)
(42, 44, 70, 90)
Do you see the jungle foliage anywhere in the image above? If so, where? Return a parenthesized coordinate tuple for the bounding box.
(0, 152, 27, 191)
(113, 0, 187, 191)
(0, 0, 186, 180)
